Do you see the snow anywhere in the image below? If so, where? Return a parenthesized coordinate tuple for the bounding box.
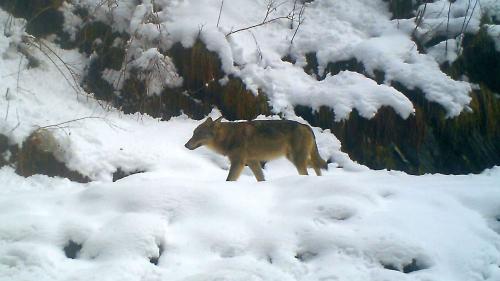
(487, 25, 500, 52)
(427, 39, 459, 65)
(1, 166, 500, 281)
(60, 0, 477, 118)
(1, 4, 500, 281)
(415, 0, 500, 55)
(416, 0, 482, 44)
(129, 47, 183, 95)
(281, 70, 414, 120)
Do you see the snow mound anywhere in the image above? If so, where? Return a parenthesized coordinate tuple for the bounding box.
(352, 34, 471, 117)
(1, 167, 500, 281)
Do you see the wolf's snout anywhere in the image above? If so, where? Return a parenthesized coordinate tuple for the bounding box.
(185, 139, 199, 150)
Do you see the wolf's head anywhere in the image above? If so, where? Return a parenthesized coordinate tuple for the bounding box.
(185, 117, 222, 150)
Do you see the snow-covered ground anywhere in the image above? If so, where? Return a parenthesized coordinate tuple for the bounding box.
(1, 3, 500, 281)
(1, 164, 500, 281)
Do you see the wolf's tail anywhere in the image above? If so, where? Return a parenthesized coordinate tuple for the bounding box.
(311, 143, 328, 171)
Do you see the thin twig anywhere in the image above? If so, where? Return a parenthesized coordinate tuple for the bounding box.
(249, 31, 263, 62)
(460, 0, 472, 35)
(25, 37, 83, 97)
(412, 3, 427, 37)
(217, 0, 224, 28)
(290, 0, 299, 29)
(37, 116, 105, 130)
(3, 12, 14, 36)
(463, 0, 479, 34)
(8, 109, 20, 134)
(4, 88, 10, 121)
(226, 0, 293, 37)
(290, 3, 305, 45)
(226, 15, 291, 37)
(33, 43, 81, 95)
(445, 1, 452, 57)
(16, 56, 22, 93)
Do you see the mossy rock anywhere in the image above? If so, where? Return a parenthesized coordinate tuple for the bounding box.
(74, 20, 271, 120)
(449, 27, 500, 93)
(118, 73, 211, 120)
(16, 129, 90, 183)
(167, 40, 271, 120)
(297, 47, 500, 174)
(78, 22, 129, 100)
(295, 80, 500, 174)
(115, 38, 271, 121)
(116, 39, 271, 121)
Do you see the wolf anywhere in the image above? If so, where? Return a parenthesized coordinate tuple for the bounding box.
(184, 117, 328, 181)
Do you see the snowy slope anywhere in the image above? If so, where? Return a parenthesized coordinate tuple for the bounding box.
(1, 3, 500, 281)
(58, 0, 500, 118)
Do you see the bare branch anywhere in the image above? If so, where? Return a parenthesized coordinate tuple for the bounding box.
(412, 3, 427, 37)
(217, 0, 224, 28)
(445, 1, 452, 56)
(8, 109, 20, 134)
(463, 0, 479, 35)
(23, 36, 84, 98)
(36, 117, 106, 131)
(4, 88, 10, 122)
(16, 55, 22, 93)
(226, 0, 294, 37)
(249, 31, 263, 62)
(290, 0, 298, 29)
(226, 15, 291, 37)
(290, 3, 305, 45)
(460, 0, 472, 34)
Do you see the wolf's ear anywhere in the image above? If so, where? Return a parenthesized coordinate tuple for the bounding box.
(206, 117, 213, 123)
(214, 116, 223, 123)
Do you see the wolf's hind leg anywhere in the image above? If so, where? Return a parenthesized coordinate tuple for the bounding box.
(293, 155, 309, 176)
(248, 161, 265, 181)
(295, 164, 308, 175)
(311, 161, 322, 176)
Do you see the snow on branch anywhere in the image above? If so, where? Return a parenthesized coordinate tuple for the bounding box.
(103, 1, 182, 96)
(130, 48, 183, 96)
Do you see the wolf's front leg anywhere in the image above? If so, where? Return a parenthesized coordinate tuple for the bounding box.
(226, 157, 245, 181)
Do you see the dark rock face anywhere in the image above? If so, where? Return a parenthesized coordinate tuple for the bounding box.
(0, 0, 64, 37)
(77, 28, 270, 121)
(16, 129, 90, 183)
(452, 28, 500, 95)
(383, 0, 418, 20)
(286, 18, 500, 174)
(295, 83, 500, 174)
(296, 27, 500, 174)
(0, 134, 17, 168)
